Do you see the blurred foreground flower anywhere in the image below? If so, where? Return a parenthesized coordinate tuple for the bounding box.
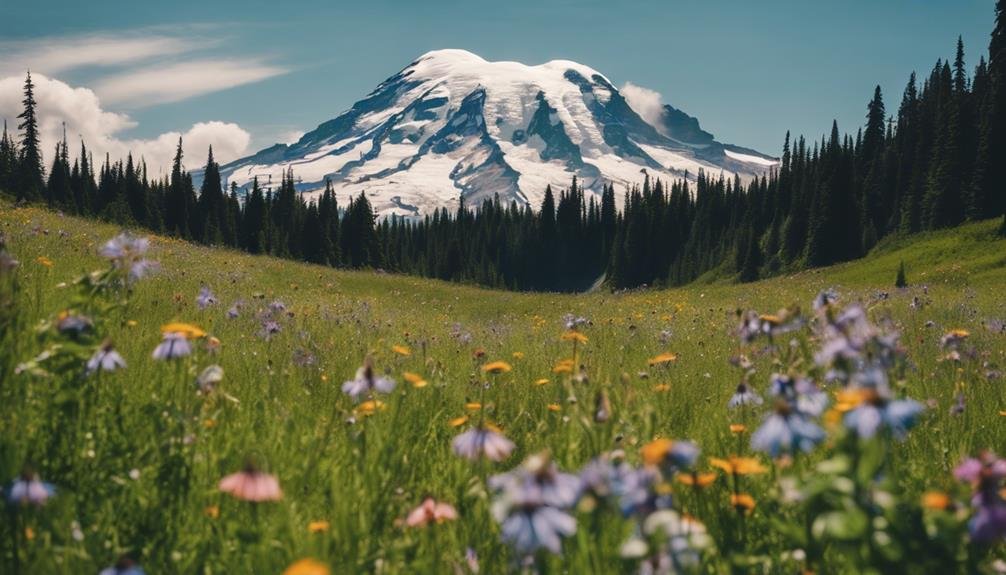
(405, 497, 458, 527)
(342, 359, 395, 401)
(219, 464, 283, 502)
(452, 425, 515, 462)
(7, 470, 54, 506)
(99, 556, 146, 575)
(955, 452, 1006, 543)
(152, 332, 191, 360)
(196, 286, 217, 310)
(99, 232, 158, 282)
(282, 558, 330, 575)
(490, 452, 581, 554)
(87, 341, 126, 374)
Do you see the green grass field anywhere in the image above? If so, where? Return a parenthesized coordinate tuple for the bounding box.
(1, 205, 1004, 574)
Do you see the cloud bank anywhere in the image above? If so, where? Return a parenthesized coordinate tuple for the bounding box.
(0, 74, 251, 175)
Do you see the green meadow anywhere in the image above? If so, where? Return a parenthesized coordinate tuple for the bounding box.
(1, 205, 1004, 574)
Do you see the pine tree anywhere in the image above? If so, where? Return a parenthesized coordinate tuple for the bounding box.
(975, 0, 1006, 227)
(861, 87, 887, 246)
(16, 71, 45, 202)
(895, 260, 908, 288)
(242, 178, 267, 253)
(198, 146, 226, 244)
(0, 121, 17, 196)
(165, 138, 191, 235)
(45, 124, 71, 208)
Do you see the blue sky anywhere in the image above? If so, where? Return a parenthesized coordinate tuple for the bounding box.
(0, 0, 997, 171)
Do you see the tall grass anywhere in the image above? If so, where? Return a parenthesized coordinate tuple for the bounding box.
(0, 206, 1004, 573)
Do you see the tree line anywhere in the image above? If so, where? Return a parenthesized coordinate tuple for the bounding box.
(1, 2, 1004, 291)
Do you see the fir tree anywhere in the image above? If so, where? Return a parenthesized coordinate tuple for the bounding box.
(16, 71, 45, 202)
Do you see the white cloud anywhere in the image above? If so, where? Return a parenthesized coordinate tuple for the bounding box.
(0, 73, 252, 175)
(0, 32, 205, 77)
(0, 28, 287, 107)
(621, 82, 667, 135)
(94, 59, 287, 107)
(278, 129, 305, 145)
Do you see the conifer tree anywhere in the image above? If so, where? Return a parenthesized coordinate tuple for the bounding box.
(45, 125, 71, 208)
(16, 71, 45, 202)
(198, 146, 226, 244)
(0, 122, 17, 196)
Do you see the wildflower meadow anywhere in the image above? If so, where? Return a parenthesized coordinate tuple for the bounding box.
(1, 204, 1005, 573)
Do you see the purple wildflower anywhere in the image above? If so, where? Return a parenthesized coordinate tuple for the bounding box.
(8, 471, 54, 506)
(751, 403, 825, 457)
(152, 332, 191, 360)
(451, 426, 515, 462)
(341, 361, 395, 400)
(728, 382, 763, 409)
(955, 452, 1006, 543)
(87, 341, 126, 374)
(489, 452, 581, 555)
(99, 233, 158, 282)
(196, 286, 217, 310)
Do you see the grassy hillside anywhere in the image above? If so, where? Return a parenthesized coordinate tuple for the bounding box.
(1, 205, 1004, 573)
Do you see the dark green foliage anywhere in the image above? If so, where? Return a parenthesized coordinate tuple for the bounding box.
(895, 261, 908, 288)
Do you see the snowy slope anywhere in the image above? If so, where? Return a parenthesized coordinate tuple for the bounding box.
(217, 49, 777, 217)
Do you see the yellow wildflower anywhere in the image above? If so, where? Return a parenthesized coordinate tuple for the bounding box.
(403, 372, 428, 388)
(648, 352, 678, 366)
(356, 400, 386, 416)
(160, 322, 206, 339)
(709, 456, 768, 475)
(482, 361, 512, 374)
(552, 359, 575, 374)
(922, 491, 950, 510)
(641, 438, 674, 466)
(561, 331, 588, 344)
(308, 520, 330, 533)
(283, 558, 331, 575)
(676, 472, 717, 488)
(731, 493, 756, 513)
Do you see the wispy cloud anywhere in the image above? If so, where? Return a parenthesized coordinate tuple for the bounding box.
(93, 59, 287, 107)
(0, 26, 288, 107)
(0, 31, 211, 76)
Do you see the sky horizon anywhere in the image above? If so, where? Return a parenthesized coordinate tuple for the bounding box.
(0, 0, 997, 175)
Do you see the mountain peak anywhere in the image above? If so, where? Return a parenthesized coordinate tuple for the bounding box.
(415, 48, 487, 65)
(218, 50, 777, 218)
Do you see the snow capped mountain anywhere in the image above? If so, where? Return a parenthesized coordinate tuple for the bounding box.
(218, 49, 777, 217)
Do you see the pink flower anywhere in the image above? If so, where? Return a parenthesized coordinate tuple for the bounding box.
(219, 465, 283, 502)
(405, 497, 458, 527)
